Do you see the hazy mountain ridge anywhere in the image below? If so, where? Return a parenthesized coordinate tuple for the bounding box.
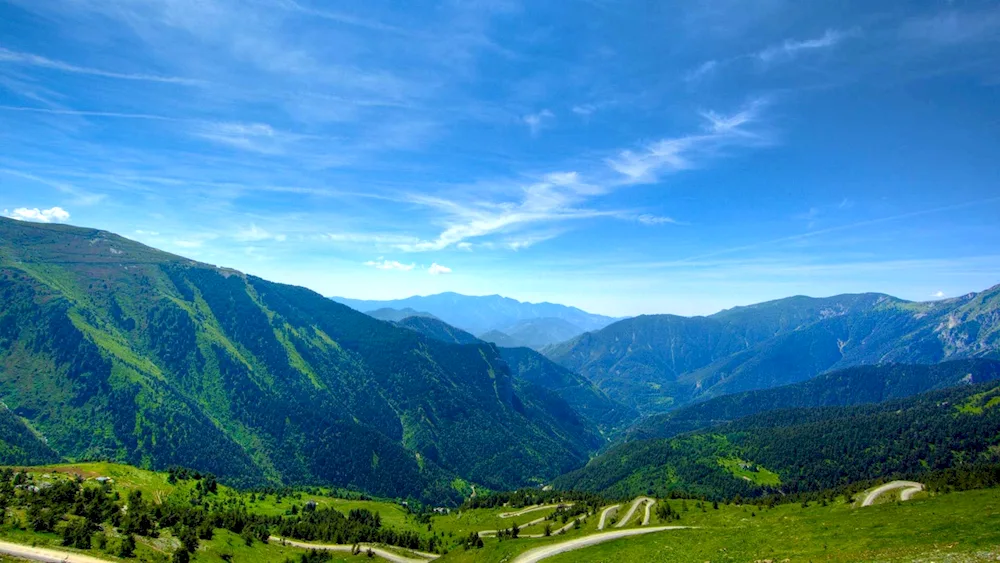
(545, 289, 1000, 414)
(367, 307, 440, 323)
(479, 317, 586, 350)
(331, 293, 619, 347)
(0, 217, 603, 502)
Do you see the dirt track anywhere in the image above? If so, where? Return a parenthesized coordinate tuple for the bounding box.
(861, 481, 924, 507)
(597, 503, 620, 529)
(0, 540, 114, 563)
(272, 536, 436, 563)
(510, 526, 691, 563)
(614, 497, 654, 528)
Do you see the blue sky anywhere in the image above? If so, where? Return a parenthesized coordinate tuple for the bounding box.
(2, 0, 999, 316)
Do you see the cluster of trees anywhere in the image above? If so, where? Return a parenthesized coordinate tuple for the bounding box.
(463, 531, 484, 549)
(653, 500, 682, 522)
(0, 468, 442, 560)
(272, 506, 438, 552)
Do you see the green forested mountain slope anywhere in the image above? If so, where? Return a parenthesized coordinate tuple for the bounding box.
(553, 380, 1000, 500)
(0, 217, 602, 502)
(396, 315, 481, 345)
(0, 405, 61, 465)
(545, 289, 1000, 414)
(628, 359, 1000, 440)
(394, 315, 637, 432)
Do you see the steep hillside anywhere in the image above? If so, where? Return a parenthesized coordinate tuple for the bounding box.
(0, 405, 62, 465)
(393, 315, 636, 432)
(546, 290, 1000, 414)
(628, 359, 1000, 441)
(331, 292, 617, 340)
(395, 315, 481, 345)
(554, 380, 1000, 500)
(0, 217, 603, 502)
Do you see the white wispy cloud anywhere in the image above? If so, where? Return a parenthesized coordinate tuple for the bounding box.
(636, 214, 678, 225)
(0, 47, 200, 85)
(192, 122, 304, 154)
(756, 29, 845, 63)
(523, 109, 554, 135)
(428, 263, 452, 275)
(607, 99, 767, 183)
(3, 206, 70, 223)
(684, 60, 718, 82)
(504, 233, 559, 250)
(900, 9, 1000, 46)
(322, 232, 422, 245)
(235, 224, 286, 242)
(932, 290, 946, 298)
(0, 168, 106, 205)
(0, 105, 184, 122)
(395, 102, 769, 252)
(269, 0, 411, 34)
(572, 104, 596, 116)
(364, 258, 415, 271)
(396, 172, 611, 252)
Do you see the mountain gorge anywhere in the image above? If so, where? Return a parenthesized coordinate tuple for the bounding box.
(546, 290, 1000, 415)
(0, 218, 603, 502)
(392, 315, 636, 432)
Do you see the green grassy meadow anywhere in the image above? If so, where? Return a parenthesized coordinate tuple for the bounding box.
(2, 463, 999, 563)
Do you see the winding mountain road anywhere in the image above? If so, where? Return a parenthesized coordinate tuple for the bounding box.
(861, 481, 924, 507)
(643, 498, 655, 525)
(510, 526, 692, 563)
(479, 516, 549, 537)
(614, 497, 654, 528)
(271, 537, 436, 563)
(597, 503, 620, 530)
(499, 504, 572, 519)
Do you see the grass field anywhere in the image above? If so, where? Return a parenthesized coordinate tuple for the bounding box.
(4, 463, 1000, 563)
(718, 458, 781, 486)
(0, 463, 416, 562)
(436, 488, 1000, 562)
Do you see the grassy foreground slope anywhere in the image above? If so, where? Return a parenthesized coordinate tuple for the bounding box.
(0, 217, 603, 501)
(546, 488, 1000, 563)
(3, 462, 998, 563)
(0, 462, 439, 562)
(433, 488, 1000, 562)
